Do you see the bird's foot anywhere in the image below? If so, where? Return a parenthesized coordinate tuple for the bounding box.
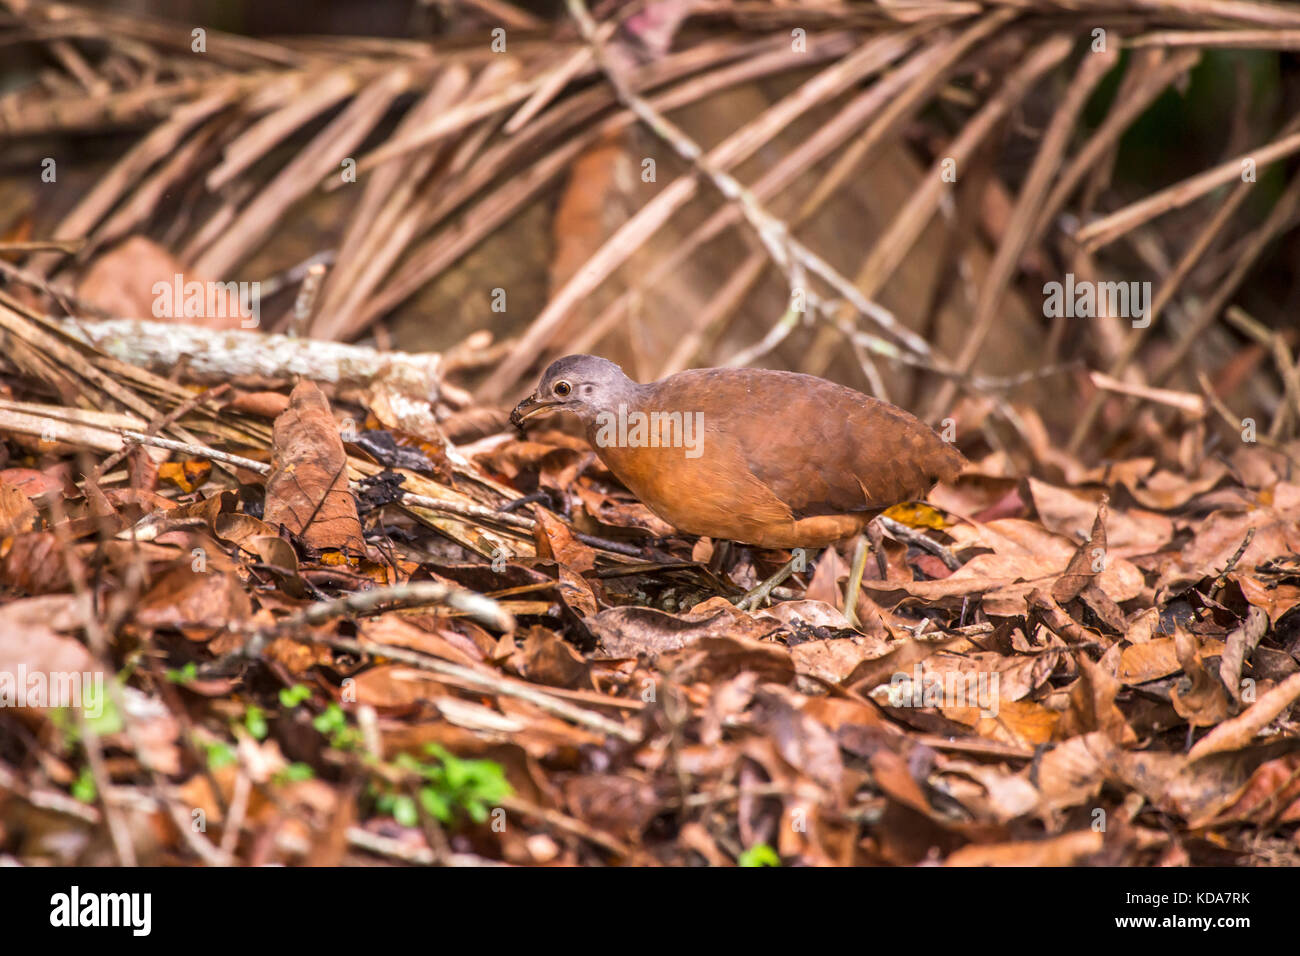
(735, 555, 798, 612)
(498, 490, 552, 514)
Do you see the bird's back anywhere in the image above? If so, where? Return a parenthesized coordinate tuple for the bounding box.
(644, 367, 965, 520)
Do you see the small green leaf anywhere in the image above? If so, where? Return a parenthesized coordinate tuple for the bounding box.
(71, 766, 96, 804)
(244, 705, 268, 740)
(205, 740, 237, 770)
(464, 799, 490, 825)
(278, 684, 312, 708)
(738, 843, 780, 867)
(276, 762, 314, 784)
(84, 695, 123, 737)
(418, 785, 453, 823)
(392, 794, 418, 828)
(166, 662, 198, 684)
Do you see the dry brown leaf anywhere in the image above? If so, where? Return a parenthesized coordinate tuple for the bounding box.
(1169, 624, 1232, 728)
(1052, 496, 1108, 604)
(587, 597, 780, 658)
(263, 380, 365, 555)
(944, 829, 1103, 866)
(0, 477, 39, 537)
(1188, 672, 1300, 761)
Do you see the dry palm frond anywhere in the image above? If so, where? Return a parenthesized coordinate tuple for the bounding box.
(4, 0, 1300, 455)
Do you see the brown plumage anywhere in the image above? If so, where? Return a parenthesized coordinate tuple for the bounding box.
(511, 355, 966, 548)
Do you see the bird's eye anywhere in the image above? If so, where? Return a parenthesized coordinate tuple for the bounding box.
(553, 380, 572, 397)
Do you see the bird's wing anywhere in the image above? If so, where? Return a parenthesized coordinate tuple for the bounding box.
(650, 369, 963, 520)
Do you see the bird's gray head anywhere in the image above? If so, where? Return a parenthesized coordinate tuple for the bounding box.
(510, 354, 638, 428)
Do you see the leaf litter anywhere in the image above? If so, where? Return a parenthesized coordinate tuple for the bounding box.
(2, 347, 1298, 867)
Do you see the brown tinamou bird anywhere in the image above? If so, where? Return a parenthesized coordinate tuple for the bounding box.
(510, 355, 965, 549)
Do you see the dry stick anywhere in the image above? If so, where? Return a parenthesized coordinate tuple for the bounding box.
(89, 383, 230, 485)
(1086, 371, 1204, 415)
(479, 14, 942, 400)
(573, 29, 950, 375)
(0, 239, 83, 253)
(313, 65, 474, 332)
(799, 11, 1022, 380)
(460, 0, 549, 31)
(0, 763, 101, 824)
(924, 46, 1117, 426)
(316, 62, 513, 337)
(219, 772, 253, 858)
(1133, 28, 1300, 49)
(348, 32, 858, 341)
(1197, 370, 1300, 467)
(1127, 29, 1300, 49)
(1076, 128, 1300, 250)
(60, 317, 445, 401)
(842, 535, 870, 628)
(76, 708, 136, 866)
(288, 633, 640, 743)
(1149, 165, 1300, 388)
(1034, 0, 1300, 29)
(575, 0, 945, 362)
(498, 794, 630, 857)
(1226, 305, 1300, 440)
(18, 0, 308, 67)
(1066, 175, 1257, 453)
(194, 68, 412, 278)
(1203, 1, 1300, 27)
(47, 37, 108, 94)
(120, 430, 268, 473)
(1188, 671, 1300, 762)
(846, 33, 1076, 330)
(1209, 527, 1257, 601)
(925, 48, 1202, 424)
(250, 580, 514, 634)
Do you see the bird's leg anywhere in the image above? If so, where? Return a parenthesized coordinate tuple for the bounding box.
(707, 538, 732, 577)
(865, 516, 889, 580)
(843, 534, 870, 627)
(844, 519, 889, 628)
(735, 553, 799, 611)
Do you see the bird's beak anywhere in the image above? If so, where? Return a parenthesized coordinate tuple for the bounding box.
(509, 394, 559, 428)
